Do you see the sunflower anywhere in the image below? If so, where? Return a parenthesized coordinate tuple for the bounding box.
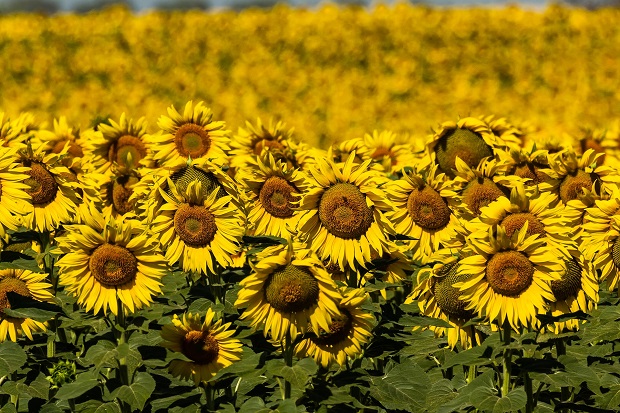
(160, 308, 242, 384)
(0, 269, 54, 342)
(361, 243, 415, 300)
(405, 252, 483, 349)
(426, 117, 499, 178)
(456, 225, 563, 330)
(452, 157, 516, 220)
(229, 118, 296, 171)
(469, 184, 575, 259)
(357, 130, 419, 176)
(18, 143, 80, 232)
(385, 163, 463, 263)
(147, 101, 230, 167)
(132, 159, 240, 225)
(94, 164, 145, 220)
(575, 128, 608, 165)
(1, 112, 45, 148)
(83, 113, 150, 174)
(495, 146, 551, 188)
(539, 148, 620, 205)
(580, 189, 620, 293)
(295, 288, 374, 368)
(55, 212, 168, 316)
(235, 242, 341, 342)
(0, 145, 33, 243)
(298, 153, 395, 271)
(237, 153, 308, 239)
(30, 117, 87, 167)
(150, 181, 244, 275)
(479, 114, 524, 150)
(545, 253, 598, 334)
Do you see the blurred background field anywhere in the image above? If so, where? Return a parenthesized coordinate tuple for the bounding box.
(0, 1, 619, 148)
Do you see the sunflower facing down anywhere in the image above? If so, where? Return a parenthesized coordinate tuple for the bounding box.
(0, 269, 54, 342)
(297, 153, 395, 271)
(229, 118, 295, 171)
(0, 144, 33, 242)
(385, 163, 463, 263)
(147, 101, 230, 167)
(160, 308, 243, 385)
(356, 130, 419, 176)
(456, 224, 564, 330)
(237, 152, 308, 239)
(56, 212, 168, 316)
(235, 242, 342, 342)
(405, 252, 483, 349)
(295, 288, 374, 368)
(150, 181, 244, 275)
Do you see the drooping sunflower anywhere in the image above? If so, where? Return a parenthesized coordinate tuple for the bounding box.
(132, 159, 240, 225)
(405, 252, 483, 349)
(495, 146, 551, 188)
(18, 144, 80, 232)
(0, 145, 33, 243)
(457, 225, 563, 330)
(146, 101, 230, 167)
(235, 242, 341, 342)
(539, 148, 620, 205)
(479, 114, 524, 150)
(0, 269, 54, 342)
(469, 184, 575, 259)
(426, 117, 499, 178)
(237, 153, 308, 239)
(150, 181, 244, 275)
(29, 117, 87, 165)
(1, 112, 45, 148)
(295, 288, 374, 368)
(83, 113, 150, 174)
(357, 130, 419, 176)
(56, 212, 168, 316)
(160, 308, 243, 385)
(297, 153, 395, 271)
(580, 190, 620, 293)
(385, 163, 463, 263)
(229, 118, 296, 170)
(545, 253, 598, 334)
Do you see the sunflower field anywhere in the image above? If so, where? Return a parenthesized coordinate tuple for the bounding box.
(1, 2, 620, 413)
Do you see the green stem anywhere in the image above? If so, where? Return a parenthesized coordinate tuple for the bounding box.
(115, 300, 131, 413)
(524, 370, 534, 413)
(203, 382, 215, 411)
(284, 329, 292, 399)
(10, 372, 18, 408)
(556, 339, 571, 412)
(68, 399, 76, 411)
(467, 365, 477, 384)
(501, 320, 512, 398)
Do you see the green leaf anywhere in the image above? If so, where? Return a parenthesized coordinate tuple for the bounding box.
(187, 298, 215, 314)
(443, 344, 493, 369)
(275, 358, 318, 390)
(27, 372, 50, 400)
(398, 315, 451, 328)
(84, 341, 118, 373)
(425, 379, 457, 413)
(239, 397, 270, 413)
(0, 251, 43, 272)
(0, 341, 27, 376)
(242, 235, 288, 245)
(111, 372, 155, 411)
(595, 384, 620, 410)
(437, 370, 495, 413)
(55, 373, 99, 400)
(470, 385, 527, 413)
(368, 358, 429, 411)
(92, 402, 122, 413)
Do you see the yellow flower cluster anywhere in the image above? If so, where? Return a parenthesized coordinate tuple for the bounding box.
(0, 4, 619, 149)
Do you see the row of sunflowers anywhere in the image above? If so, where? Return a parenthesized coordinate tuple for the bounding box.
(1, 99, 620, 411)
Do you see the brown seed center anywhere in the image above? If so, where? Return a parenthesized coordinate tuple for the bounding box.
(435, 128, 493, 178)
(24, 162, 59, 205)
(264, 264, 320, 313)
(559, 171, 593, 204)
(52, 139, 84, 158)
(462, 178, 504, 216)
(432, 263, 475, 320)
(487, 251, 534, 297)
(313, 310, 353, 346)
(259, 176, 297, 218)
(174, 204, 217, 247)
(181, 330, 219, 365)
(174, 124, 211, 158)
(551, 259, 582, 301)
(110, 175, 139, 215)
(612, 237, 620, 270)
(109, 135, 147, 169)
(513, 163, 547, 185)
(500, 212, 545, 239)
(319, 183, 373, 239)
(253, 139, 285, 155)
(0, 277, 32, 314)
(89, 244, 138, 287)
(407, 186, 451, 231)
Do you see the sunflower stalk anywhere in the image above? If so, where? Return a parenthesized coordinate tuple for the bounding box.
(9, 372, 18, 408)
(524, 370, 534, 413)
(203, 382, 216, 411)
(501, 320, 512, 398)
(283, 329, 293, 399)
(115, 299, 132, 413)
(555, 338, 571, 413)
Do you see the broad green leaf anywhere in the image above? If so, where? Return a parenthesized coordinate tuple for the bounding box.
(27, 372, 50, 400)
(368, 358, 429, 411)
(116, 343, 143, 379)
(437, 370, 495, 413)
(275, 358, 318, 390)
(111, 372, 155, 411)
(594, 384, 620, 410)
(242, 235, 287, 245)
(0, 404, 17, 413)
(272, 399, 300, 413)
(239, 397, 271, 413)
(470, 385, 527, 413)
(443, 344, 493, 369)
(0, 252, 43, 273)
(84, 341, 118, 373)
(187, 298, 215, 314)
(425, 379, 457, 413)
(0, 341, 27, 376)
(398, 315, 451, 328)
(55, 373, 99, 400)
(92, 402, 122, 413)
